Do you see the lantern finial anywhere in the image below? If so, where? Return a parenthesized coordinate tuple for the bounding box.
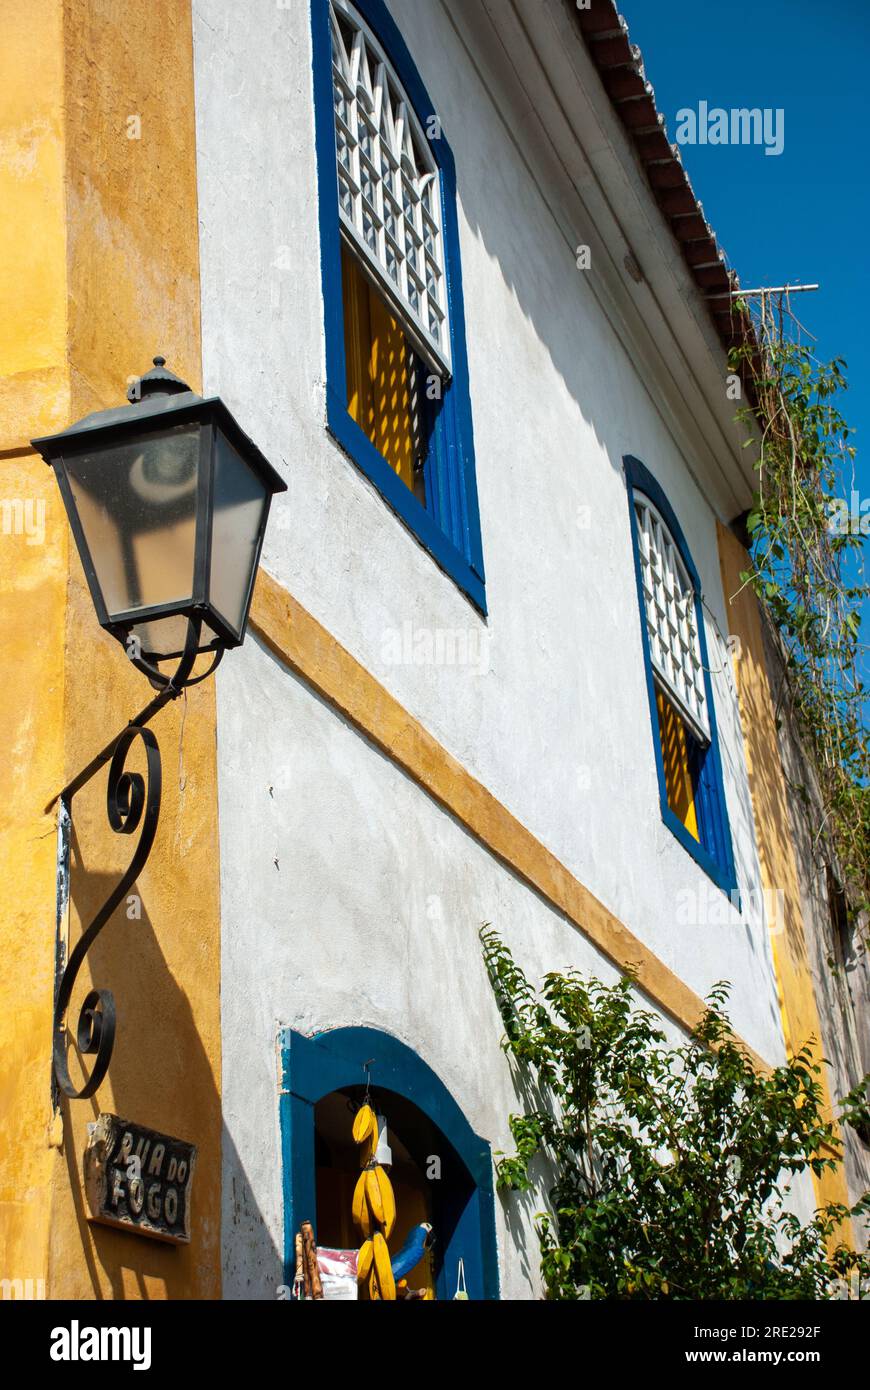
(129, 355, 191, 402)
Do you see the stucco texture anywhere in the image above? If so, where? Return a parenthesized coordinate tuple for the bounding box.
(1, 0, 222, 1299)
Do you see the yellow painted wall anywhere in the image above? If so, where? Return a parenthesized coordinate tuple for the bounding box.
(0, 0, 69, 1300)
(0, 0, 70, 447)
(717, 522, 851, 1233)
(0, 0, 222, 1299)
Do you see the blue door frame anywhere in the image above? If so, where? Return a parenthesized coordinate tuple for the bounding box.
(279, 1025, 500, 1299)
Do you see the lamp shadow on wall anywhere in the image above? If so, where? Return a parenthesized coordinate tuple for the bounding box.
(57, 823, 280, 1300)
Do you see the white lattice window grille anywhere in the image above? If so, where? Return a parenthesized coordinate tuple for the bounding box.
(634, 494, 710, 742)
(330, 0, 451, 377)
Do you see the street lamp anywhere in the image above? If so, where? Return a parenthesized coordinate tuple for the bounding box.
(32, 358, 287, 1099)
(32, 356, 286, 681)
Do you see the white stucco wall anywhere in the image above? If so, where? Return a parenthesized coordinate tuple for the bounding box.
(191, 0, 802, 1296)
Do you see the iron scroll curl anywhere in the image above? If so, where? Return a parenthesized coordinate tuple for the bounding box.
(52, 725, 162, 1100)
(50, 615, 217, 1100)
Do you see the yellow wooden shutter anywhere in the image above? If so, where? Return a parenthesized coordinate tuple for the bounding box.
(656, 689, 700, 841)
(342, 242, 374, 437)
(341, 244, 417, 494)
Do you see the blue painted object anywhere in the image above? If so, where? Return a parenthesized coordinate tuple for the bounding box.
(623, 454, 738, 898)
(391, 1222, 434, 1280)
(309, 0, 486, 612)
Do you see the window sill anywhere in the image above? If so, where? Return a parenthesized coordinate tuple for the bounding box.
(659, 798, 738, 900)
(326, 387, 487, 614)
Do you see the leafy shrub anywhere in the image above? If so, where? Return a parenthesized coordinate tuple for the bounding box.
(482, 927, 869, 1299)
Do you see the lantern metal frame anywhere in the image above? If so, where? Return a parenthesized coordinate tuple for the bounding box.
(34, 359, 286, 1101)
(32, 356, 287, 669)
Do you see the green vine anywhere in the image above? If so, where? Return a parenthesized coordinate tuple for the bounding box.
(728, 294, 869, 937)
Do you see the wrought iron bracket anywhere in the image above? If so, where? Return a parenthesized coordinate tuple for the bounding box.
(50, 618, 221, 1101)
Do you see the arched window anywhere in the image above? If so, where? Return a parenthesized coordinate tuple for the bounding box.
(311, 0, 485, 611)
(624, 455, 736, 895)
(280, 1025, 500, 1299)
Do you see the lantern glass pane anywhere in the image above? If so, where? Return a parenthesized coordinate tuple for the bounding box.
(209, 430, 267, 637)
(63, 424, 201, 620)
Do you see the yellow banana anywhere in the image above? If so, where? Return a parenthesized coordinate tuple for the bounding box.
(365, 1165, 396, 1237)
(351, 1107, 398, 1281)
(372, 1232, 396, 1301)
(365, 1167, 385, 1225)
(352, 1104, 376, 1144)
(379, 1170, 397, 1240)
(357, 1239, 374, 1284)
(352, 1171, 371, 1237)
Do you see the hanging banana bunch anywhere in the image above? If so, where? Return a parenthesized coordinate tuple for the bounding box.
(352, 1103, 397, 1300)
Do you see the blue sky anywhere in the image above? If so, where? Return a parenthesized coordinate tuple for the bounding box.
(623, 0, 868, 669)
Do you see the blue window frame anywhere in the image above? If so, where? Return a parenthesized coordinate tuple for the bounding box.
(280, 1025, 500, 1299)
(310, 0, 486, 612)
(624, 455, 737, 897)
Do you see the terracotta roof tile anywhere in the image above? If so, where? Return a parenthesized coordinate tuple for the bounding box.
(574, 2, 753, 364)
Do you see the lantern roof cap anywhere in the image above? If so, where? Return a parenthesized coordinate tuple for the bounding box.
(131, 355, 192, 400)
(30, 356, 287, 495)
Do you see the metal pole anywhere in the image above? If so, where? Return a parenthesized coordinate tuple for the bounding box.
(705, 284, 819, 300)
